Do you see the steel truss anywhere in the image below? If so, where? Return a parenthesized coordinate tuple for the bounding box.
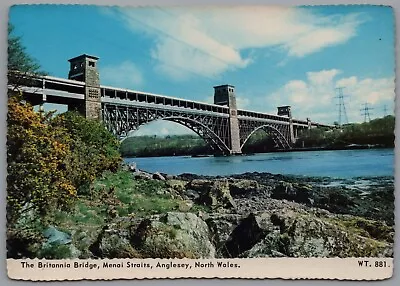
(102, 103, 232, 153)
(102, 104, 311, 153)
(239, 119, 293, 150)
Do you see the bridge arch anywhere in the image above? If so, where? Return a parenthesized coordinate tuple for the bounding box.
(118, 116, 231, 154)
(241, 124, 291, 150)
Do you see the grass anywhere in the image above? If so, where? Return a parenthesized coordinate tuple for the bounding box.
(54, 170, 186, 226)
(48, 169, 205, 256)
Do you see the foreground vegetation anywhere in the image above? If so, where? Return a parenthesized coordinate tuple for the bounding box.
(7, 97, 122, 257)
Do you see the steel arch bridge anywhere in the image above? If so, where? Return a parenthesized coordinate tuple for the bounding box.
(9, 54, 335, 155)
(102, 103, 298, 154)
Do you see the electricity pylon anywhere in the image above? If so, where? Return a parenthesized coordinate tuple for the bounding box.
(360, 103, 373, 122)
(334, 87, 349, 126)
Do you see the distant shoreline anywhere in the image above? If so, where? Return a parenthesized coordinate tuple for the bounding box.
(122, 144, 393, 158)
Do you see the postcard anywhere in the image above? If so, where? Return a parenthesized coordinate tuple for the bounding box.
(6, 4, 395, 280)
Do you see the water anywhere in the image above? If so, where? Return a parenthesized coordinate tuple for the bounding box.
(124, 148, 394, 179)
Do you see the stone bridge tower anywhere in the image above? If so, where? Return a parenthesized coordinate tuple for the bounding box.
(277, 105, 295, 144)
(214, 85, 241, 154)
(68, 54, 102, 120)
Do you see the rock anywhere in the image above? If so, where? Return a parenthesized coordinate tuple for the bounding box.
(205, 214, 243, 256)
(70, 229, 100, 259)
(166, 179, 187, 192)
(229, 179, 261, 196)
(190, 179, 236, 210)
(37, 226, 85, 259)
(69, 244, 82, 258)
(239, 211, 393, 258)
(90, 225, 140, 258)
(128, 162, 137, 172)
(184, 189, 200, 201)
(43, 226, 72, 246)
(197, 210, 209, 221)
(188, 179, 213, 191)
(133, 171, 152, 180)
(132, 212, 216, 258)
(178, 200, 194, 212)
(223, 213, 271, 257)
(164, 174, 177, 180)
(153, 172, 166, 181)
(271, 181, 312, 204)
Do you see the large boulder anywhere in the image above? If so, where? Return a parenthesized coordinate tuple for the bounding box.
(89, 224, 140, 258)
(223, 213, 274, 257)
(271, 181, 313, 204)
(132, 212, 216, 258)
(166, 179, 187, 193)
(239, 211, 393, 258)
(228, 179, 262, 197)
(133, 171, 153, 180)
(189, 179, 236, 211)
(205, 214, 243, 256)
(153, 172, 166, 181)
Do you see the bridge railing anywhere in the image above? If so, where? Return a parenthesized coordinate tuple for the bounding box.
(237, 109, 290, 123)
(8, 72, 86, 100)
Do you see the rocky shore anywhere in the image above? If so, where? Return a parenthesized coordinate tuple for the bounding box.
(8, 165, 394, 259)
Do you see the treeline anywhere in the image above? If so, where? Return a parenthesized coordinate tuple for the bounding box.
(121, 116, 395, 157)
(120, 135, 212, 157)
(120, 132, 280, 157)
(294, 116, 395, 149)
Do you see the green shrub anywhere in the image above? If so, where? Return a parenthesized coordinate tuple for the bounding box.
(38, 244, 72, 259)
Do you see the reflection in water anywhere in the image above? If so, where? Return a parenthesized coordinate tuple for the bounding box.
(125, 149, 394, 179)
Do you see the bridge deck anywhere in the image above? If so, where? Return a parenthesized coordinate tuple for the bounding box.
(9, 73, 334, 129)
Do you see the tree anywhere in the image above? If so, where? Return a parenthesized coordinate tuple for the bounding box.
(7, 97, 77, 225)
(8, 24, 46, 93)
(52, 111, 121, 189)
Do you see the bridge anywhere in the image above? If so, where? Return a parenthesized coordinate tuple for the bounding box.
(9, 54, 334, 155)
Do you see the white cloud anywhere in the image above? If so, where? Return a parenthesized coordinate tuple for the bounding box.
(100, 61, 143, 89)
(110, 6, 365, 80)
(285, 14, 361, 57)
(267, 70, 394, 124)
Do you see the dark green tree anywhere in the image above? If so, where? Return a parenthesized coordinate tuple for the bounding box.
(8, 23, 46, 93)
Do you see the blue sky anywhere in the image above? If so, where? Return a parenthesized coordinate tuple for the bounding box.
(9, 5, 395, 135)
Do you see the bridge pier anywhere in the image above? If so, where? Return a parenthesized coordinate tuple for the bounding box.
(68, 54, 102, 120)
(277, 106, 296, 145)
(214, 85, 242, 154)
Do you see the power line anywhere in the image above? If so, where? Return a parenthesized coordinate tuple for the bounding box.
(360, 103, 373, 123)
(334, 87, 349, 126)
